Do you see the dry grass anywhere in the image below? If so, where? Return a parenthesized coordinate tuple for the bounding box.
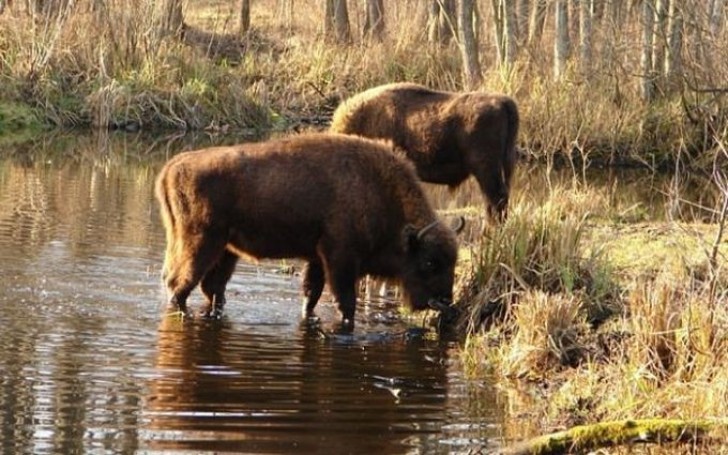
(458, 155, 728, 451)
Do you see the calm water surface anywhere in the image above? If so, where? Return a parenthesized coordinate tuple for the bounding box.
(0, 133, 503, 455)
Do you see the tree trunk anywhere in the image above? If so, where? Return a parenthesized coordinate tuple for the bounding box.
(516, 0, 529, 39)
(528, 0, 548, 46)
(333, 0, 351, 42)
(492, 0, 504, 62)
(159, 0, 184, 38)
(554, 0, 570, 79)
(578, 0, 593, 74)
(240, 0, 251, 35)
(324, 0, 334, 37)
(652, 0, 669, 85)
(640, 0, 655, 100)
(503, 0, 518, 66)
(665, 0, 683, 85)
(710, 0, 725, 35)
(428, 0, 457, 45)
(278, 0, 293, 28)
(363, 0, 385, 40)
(459, 0, 482, 88)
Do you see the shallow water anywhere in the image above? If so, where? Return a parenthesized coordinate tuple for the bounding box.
(0, 132, 503, 454)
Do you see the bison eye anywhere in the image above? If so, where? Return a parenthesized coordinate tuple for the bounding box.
(421, 258, 438, 274)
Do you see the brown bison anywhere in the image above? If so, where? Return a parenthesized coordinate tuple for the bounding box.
(330, 82, 519, 221)
(155, 133, 462, 326)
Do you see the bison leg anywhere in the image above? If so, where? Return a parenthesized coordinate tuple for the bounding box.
(200, 250, 238, 319)
(473, 164, 510, 222)
(163, 232, 227, 315)
(302, 260, 325, 318)
(322, 257, 358, 326)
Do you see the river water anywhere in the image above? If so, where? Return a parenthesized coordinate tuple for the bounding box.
(0, 132, 504, 455)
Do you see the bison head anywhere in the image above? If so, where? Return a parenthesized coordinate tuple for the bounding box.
(400, 218, 463, 315)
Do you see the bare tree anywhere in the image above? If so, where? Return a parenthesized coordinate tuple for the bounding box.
(363, 0, 385, 40)
(324, 0, 351, 42)
(503, 0, 518, 65)
(240, 0, 251, 35)
(278, 0, 294, 29)
(554, 0, 570, 79)
(334, 0, 351, 42)
(709, 0, 725, 35)
(459, 0, 482, 88)
(492, 0, 517, 65)
(158, 0, 184, 38)
(428, 0, 457, 45)
(528, 0, 548, 46)
(665, 0, 683, 84)
(640, 0, 656, 100)
(653, 0, 669, 84)
(578, 0, 593, 72)
(517, 0, 530, 40)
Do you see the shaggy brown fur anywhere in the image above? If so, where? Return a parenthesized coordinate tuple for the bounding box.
(155, 133, 460, 325)
(330, 82, 519, 220)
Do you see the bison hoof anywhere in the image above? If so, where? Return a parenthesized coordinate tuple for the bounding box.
(200, 307, 224, 320)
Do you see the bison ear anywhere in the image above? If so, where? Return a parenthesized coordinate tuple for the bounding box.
(452, 216, 465, 235)
(402, 224, 420, 253)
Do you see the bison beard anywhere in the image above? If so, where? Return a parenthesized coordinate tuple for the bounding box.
(155, 133, 461, 327)
(330, 82, 519, 221)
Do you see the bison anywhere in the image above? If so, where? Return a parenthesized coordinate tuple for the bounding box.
(330, 82, 519, 221)
(155, 133, 462, 326)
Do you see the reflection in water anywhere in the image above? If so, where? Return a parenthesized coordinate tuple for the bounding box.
(143, 318, 498, 453)
(0, 132, 503, 454)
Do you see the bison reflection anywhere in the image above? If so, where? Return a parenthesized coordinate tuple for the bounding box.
(155, 133, 462, 324)
(331, 83, 519, 221)
(143, 318, 452, 453)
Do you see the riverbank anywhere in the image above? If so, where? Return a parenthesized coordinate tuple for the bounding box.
(454, 178, 727, 453)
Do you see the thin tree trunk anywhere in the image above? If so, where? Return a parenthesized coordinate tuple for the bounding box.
(459, 0, 482, 88)
(517, 0, 529, 39)
(528, 0, 548, 46)
(710, 0, 725, 35)
(324, 0, 334, 36)
(579, 0, 593, 73)
(503, 0, 518, 65)
(653, 0, 669, 86)
(640, 0, 656, 100)
(665, 0, 683, 85)
(554, 0, 570, 79)
(240, 0, 251, 35)
(277, 0, 293, 29)
(428, 0, 457, 45)
(159, 0, 184, 38)
(363, 0, 385, 40)
(333, 0, 351, 42)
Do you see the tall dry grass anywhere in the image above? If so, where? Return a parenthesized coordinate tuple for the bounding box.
(458, 148, 727, 449)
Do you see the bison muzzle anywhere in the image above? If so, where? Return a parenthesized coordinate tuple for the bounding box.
(330, 82, 519, 221)
(155, 133, 463, 327)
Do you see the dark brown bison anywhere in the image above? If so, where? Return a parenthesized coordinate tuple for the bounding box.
(155, 133, 462, 326)
(330, 82, 519, 221)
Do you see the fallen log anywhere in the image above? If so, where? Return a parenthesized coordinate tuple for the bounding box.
(498, 419, 728, 455)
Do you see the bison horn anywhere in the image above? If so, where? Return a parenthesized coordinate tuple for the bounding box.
(416, 220, 440, 240)
(452, 216, 465, 234)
